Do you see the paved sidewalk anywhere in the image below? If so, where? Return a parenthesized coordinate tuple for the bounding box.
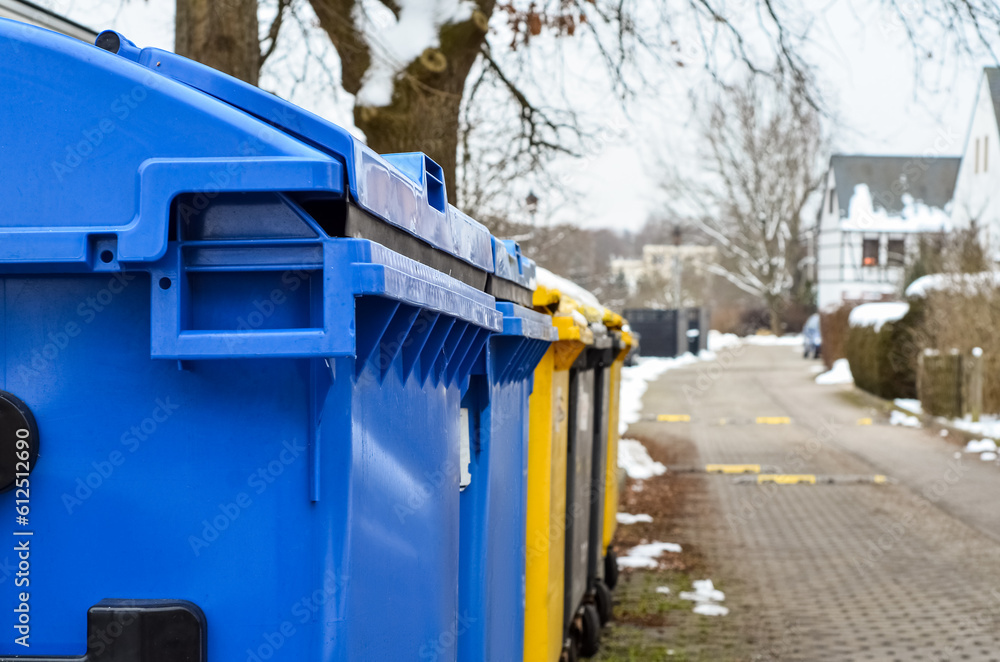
(627, 343, 1000, 661)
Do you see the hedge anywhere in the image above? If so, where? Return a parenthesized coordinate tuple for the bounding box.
(844, 299, 924, 400)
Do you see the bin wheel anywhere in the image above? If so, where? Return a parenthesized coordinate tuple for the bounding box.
(604, 549, 619, 590)
(579, 604, 601, 657)
(594, 580, 613, 625)
(562, 637, 579, 662)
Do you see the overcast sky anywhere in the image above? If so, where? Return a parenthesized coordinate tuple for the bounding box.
(34, 0, 1000, 231)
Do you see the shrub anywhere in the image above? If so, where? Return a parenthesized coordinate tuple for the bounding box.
(819, 304, 853, 369)
(844, 301, 923, 400)
(916, 285, 1000, 413)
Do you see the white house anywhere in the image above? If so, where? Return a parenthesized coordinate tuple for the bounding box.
(950, 67, 1000, 254)
(0, 0, 96, 41)
(610, 244, 717, 306)
(816, 155, 960, 310)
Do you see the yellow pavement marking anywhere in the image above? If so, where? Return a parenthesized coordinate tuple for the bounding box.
(756, 416, 791, 425)
(857, 418, 873, 426)
(757, 474, 816, 485)
(657, 414, 691, 422)
(706, 464, 761, 474)
(718, 418, 728, 425)
(873, 475, 888, 484)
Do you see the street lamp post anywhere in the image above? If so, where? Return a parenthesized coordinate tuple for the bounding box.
(526, 191, 539, 225)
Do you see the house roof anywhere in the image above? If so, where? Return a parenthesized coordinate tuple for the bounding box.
(829, 154, 961, 216)
(986, 67, 1000, 133)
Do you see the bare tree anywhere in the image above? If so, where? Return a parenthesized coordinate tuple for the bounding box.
(668, 78, 825, 335)
(170, 0, 1000, 207)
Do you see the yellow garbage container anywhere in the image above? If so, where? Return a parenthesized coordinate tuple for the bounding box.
(603, 326, 633, 586)
(525, 285, 593, 662)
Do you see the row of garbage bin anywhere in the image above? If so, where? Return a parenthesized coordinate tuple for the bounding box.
(0, 20, 635, 662)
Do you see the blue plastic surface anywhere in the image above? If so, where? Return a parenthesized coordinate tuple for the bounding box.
(0, 19, 516, 662)
(493, 239, 539, 291)
(458, 303, 556, 662)
(119, 38, 495, 273)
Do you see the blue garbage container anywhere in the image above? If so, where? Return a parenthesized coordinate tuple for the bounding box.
(0, 21, 504, 662)
(458, 240, 556, 662)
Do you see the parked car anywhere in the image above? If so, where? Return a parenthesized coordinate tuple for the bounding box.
(803, 313, 822, 359)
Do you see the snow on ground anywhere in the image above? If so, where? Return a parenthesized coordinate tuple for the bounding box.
(707, 330, 740, 351)
(617, 541, 683, 569)
(679, 579, 729, 616)
(618, 439, 667, 480)
(964, 439, 997, 453)
(945, 414, 1000, 439)
(816, 358, 853, 385)
(743, 334, 803, 346)
(982, 452, 999, 461)
(617, 513, 654, 525)
(890, 410, 922, 428)
(708, 330, 802, 348)
(848, 302, 910, 332)
(894, 398, 923, 415)
(656, 586, 671, 595)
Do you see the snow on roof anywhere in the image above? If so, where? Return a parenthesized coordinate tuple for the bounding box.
(829, 155, 960, 218)
(848, 301, 910, 332)
(841, 184, 951, 233)
(905, 271, 1000, 298)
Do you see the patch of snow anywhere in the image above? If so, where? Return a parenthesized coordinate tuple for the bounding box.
(617, 541, 683, 569)
(905, 271, 1000, 298)
(946, 414, 1000, 439)
(964, 439, 997, 453)
(816, 359, 853, 385)
(680, 579, 728, 616)
(981, 451, 998, 461)
(848, 302, 910, 332)
(842, 184, 951, 234)
(354, 0, 474, 107)
(941, 429, 949, 437)
(743, 334, 803, 346)
(894, 399, 923, 415)
(707, 330, 741, 351)
(889, 410, 921, 428)
(679, 580, 725, 603)
(619, 439, 667, 480)
(656, 586, 671, 595)
(617, 513, 654, 525)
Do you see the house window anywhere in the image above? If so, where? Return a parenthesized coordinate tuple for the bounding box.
(887, 238, 905, 267)
(829, 189, 835, 214)
(976, 138, 980, 174)
(862, 238, 879, 267)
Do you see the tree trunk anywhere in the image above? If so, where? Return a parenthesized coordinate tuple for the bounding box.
(768, 297, 784, 336)
(175, 0, 261, 85)
(311, 1, 494, 204)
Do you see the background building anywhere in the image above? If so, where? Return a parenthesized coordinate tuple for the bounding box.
(816, 154, 960, 310)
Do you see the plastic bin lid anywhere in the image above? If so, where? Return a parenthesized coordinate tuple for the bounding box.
(100, 31, 494, 272)
(0, 21, 349, 266)
(496, 302, 558, 342)
(492, 239, 537, 290)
